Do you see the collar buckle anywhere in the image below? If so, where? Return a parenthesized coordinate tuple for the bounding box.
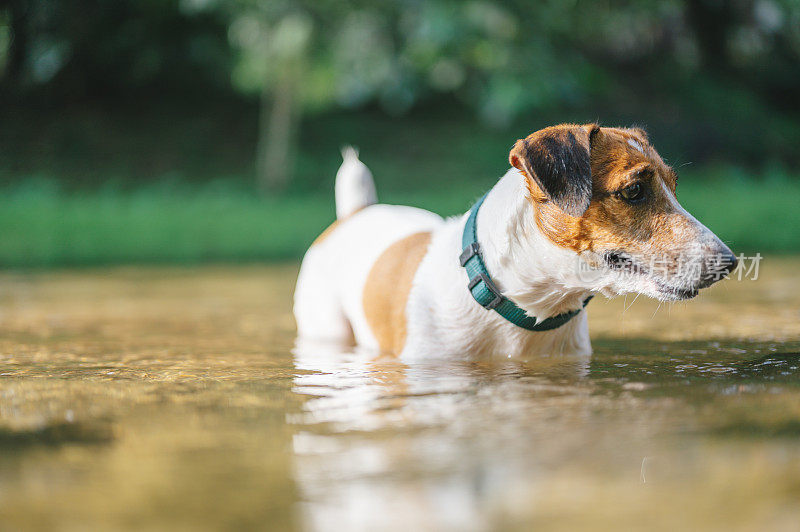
(467, 272, 505, 310)
(459, 242, 481, 267)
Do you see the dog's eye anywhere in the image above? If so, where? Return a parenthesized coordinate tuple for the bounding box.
(618, 183, 646, 204)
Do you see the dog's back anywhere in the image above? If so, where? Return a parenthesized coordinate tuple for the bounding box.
(293, 149, 442, 348)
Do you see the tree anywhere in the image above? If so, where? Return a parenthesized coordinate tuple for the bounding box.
(224, 0, 583, 192)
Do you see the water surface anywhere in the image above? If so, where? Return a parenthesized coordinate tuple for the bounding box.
(0, 261, 799, 530)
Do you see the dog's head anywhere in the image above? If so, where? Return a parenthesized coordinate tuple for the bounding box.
(509, 123, 736, 301)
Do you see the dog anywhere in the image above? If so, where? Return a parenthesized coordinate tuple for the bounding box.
(294, 124, 736, 359)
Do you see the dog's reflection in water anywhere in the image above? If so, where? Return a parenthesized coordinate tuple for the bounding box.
(290, 339, 593, 531)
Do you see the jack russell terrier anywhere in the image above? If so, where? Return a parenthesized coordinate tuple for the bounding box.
(294, 124, 736, 359)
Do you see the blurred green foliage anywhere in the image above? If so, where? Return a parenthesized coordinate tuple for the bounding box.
(2, 1, 800, 173)
(0, 169, 797, 267)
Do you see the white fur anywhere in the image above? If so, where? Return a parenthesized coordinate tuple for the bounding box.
(627, 138, 644, 152)
(294, 204, 442, 348)
(403, 170, 592, 360)
(296, 153, 594, 359)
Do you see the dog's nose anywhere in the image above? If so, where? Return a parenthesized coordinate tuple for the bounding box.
(701, 247, 737, 285)
(721, 249, 738, 274)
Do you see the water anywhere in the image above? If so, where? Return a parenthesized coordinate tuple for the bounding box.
(0, 261, 799, 531)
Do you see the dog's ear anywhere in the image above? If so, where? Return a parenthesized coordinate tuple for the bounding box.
(509, 124, 599, 217)
(627, 126, 648, 142)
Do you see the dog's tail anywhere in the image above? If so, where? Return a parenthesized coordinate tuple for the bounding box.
(335, 146, 377, 219)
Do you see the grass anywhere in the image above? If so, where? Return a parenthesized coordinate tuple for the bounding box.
(0, 170, 797, 268)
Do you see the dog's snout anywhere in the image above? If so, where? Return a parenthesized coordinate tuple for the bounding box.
(700, 246, 737, 286)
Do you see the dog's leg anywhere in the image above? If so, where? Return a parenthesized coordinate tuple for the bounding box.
(294, 256, 355, 344)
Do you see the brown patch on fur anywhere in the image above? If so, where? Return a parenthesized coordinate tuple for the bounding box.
(362, 231, 432, 354)
(311, 219, 342, 246)
(516, 124, 690, 267)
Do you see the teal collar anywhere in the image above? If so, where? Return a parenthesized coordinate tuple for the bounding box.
(460, 192, 592, 331)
